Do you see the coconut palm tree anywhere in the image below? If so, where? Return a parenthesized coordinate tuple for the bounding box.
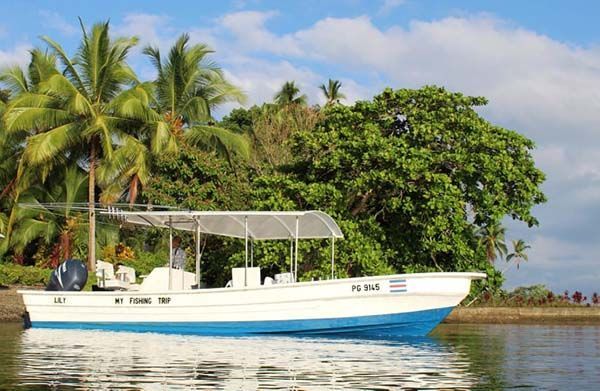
(506, 239, 530, 269)
(3, 21, 154, 271)
(141, 34, 248, 166)
(319, 79, 345, 105)
(0, 49, 59, 257)
(274, 81, 307, 106)
(97, 34, 251, 206)
(477, 222, 507, 264)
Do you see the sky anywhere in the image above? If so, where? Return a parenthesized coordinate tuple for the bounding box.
(0, 0, 598, 294)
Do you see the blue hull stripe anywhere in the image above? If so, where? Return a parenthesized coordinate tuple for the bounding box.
(31, 307, 454, 337)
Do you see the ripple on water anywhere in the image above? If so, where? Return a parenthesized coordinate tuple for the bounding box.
(0, 323, 598, 390)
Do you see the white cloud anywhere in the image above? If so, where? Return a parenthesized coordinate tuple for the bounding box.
(114, 13, 174, 48)
(0, 43, 32, 68)
(39, 10, 77, 36)
(215, 12, 600, 144)
(379, 0, 407, 15)
(218, 11, 303, 56)
(217, 58, 321, 112)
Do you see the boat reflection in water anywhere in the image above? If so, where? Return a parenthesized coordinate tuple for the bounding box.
(18, 328, 478, 390)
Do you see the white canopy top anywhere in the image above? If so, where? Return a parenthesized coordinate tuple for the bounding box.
(105, 210, 344, 240)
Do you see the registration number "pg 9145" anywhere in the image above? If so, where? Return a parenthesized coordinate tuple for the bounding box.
(352, 283, 380, 292)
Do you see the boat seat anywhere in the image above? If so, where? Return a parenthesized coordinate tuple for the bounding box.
(263, 276, 275, 285)
(274, 272, 294, 284)
(96, 260, 115, 281)
(231, 267, 261, 288)
(115, 265, 136, 284)
(95, 260, 139, 291)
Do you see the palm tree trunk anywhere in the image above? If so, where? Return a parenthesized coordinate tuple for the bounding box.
(2, 160, 26, 256)
(88, 140, 97, 273)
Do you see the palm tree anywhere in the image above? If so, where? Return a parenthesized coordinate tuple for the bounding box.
(274, 81, 307, 106)
(120, 34, 249, 202)
(477, 222, 507, 264)
(144, 34, 247, 148)
(3, 21, 154, 272)
(319, 79, 345, 105)
(506, 239, 530, 269)
(0, 49, 59, 257)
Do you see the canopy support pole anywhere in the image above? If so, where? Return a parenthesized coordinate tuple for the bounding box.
(251, 239, 254, 268)
(294, 216, 299, 282)
(244, 215, 248, 287)
(331, 236, 335, 280)
(168, 216, 173, 291)
(289, 238, 293, 276)
(195, 220, 201, 288)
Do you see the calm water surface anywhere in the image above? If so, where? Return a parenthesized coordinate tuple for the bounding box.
(0, 322, 598, 390)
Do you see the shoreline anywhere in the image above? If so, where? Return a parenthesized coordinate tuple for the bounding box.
(444, 306, 600, 325)
(2, 286, 600, 324)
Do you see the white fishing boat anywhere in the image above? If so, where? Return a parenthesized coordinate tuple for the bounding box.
(18, 210, 485, 337)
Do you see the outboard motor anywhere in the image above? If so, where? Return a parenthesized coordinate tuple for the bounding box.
(46, 259, 88, 291)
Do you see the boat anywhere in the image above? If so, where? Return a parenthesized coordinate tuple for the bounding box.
(18, 210, 485, 337)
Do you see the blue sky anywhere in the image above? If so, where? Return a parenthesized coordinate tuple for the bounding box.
(1, 1, 598, 294)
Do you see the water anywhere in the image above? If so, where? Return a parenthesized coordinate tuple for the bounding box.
(0, 323, 599, 390)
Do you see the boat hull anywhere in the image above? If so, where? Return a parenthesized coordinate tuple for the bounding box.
(19, 272, 484, 337)
(30, 307, 454, 337)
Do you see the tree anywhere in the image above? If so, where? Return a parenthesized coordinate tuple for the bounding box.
(252, 86, 545, 281)
(141, 146, 251, 287)
(319, 79, 345, 105)
(478, 223, 508, 264)
(141, 34, 249, 172)
(274, 81, 307, 106)
(220, 104, 322, 171)
(0, 49, 60, 257)
(506, 239, 530, 269)
(3, 21, 153, 272)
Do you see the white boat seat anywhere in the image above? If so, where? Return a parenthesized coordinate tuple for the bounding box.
(95, 260, 140, 291)
(231, 267, 261, 288)
(274, 272, 294, 284)
(96, 260, 115, 281)
(263, 276, 274, 285)
(115, 265, 136, 284)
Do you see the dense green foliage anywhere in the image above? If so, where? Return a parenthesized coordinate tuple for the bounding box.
(0, 20, 546, 295)
(0, 263, 52, 286)
(224, 88, 545, 287)
(0, 21, 244, 274)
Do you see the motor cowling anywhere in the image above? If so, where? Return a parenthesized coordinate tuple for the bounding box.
(46, 259, 88, 291)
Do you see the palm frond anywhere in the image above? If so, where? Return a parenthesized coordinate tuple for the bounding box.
(22, 122, 81, 165)
(150, 120, 179, 156)
(185, 124, 250, 160)
(41, 35, 88, 97)
(5, 106, 74, 132)
(0, 66, 30, 94)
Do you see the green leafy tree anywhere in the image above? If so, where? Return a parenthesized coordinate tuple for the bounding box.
(319, 79, 345, 105)
(221, 104, 322, 172)
(3, 21, 153, 271)
(251, 86, 545, 283)
(140, 145, 251, 286)
(506, 239, 530, 269)
(274, 81, 307, 106)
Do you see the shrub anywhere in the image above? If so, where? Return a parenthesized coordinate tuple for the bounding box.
(0, 263, 53, 286)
